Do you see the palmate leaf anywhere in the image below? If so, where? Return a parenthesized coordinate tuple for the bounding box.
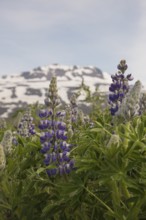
(91, 122, 112, 136)
(53, 177, 104, 219)
(118, 117, 146, 144)
(57, 174, 84, 198)
(123, 140, 143, 159)
(0, 177, 22, 219)
(19, 194, 48, 220)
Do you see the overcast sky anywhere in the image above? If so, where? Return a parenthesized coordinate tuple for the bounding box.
(0, 0, 146, 82)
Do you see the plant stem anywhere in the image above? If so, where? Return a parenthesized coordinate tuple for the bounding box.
(84, 186, 114, 215)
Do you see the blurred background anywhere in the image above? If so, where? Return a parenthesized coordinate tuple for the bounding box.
(0, 0, 146, 82)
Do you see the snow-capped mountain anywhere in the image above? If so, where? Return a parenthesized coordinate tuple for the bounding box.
(0, 64, 112, 117)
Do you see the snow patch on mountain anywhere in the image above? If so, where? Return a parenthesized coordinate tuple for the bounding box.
(0, 64, 112, 117)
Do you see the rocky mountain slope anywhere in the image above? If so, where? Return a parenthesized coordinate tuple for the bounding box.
(0, 64, 112, 117)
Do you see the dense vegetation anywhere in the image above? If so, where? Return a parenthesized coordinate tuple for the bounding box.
(1, 60, 146, 220)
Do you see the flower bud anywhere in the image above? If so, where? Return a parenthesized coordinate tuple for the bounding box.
(1, 130, 13, 155)
(0, 144, 6, 171)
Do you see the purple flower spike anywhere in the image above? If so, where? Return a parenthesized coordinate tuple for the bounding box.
(17, 108, 36, 137)
(38, 76, 74, 177)
(109, 60, 133, 115)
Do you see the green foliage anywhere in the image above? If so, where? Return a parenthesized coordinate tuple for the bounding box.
(1, 72, 146, 219)
(73, 114, 146, 219)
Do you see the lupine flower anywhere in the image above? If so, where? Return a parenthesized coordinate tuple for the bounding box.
(65, 105, 74, 138)
(1, 130, 13, 155)
(69, 93, 87, 125)
(38, 76, 74, 176)
(116, 80, 142, 120)
(70, 94, 78, 122)
(109, 60, 133, 115)
(13, 112, 23, 128)
(0, 144, 6, 171)
(17, 108, 35, 137)
(78, 109, 86, 124)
